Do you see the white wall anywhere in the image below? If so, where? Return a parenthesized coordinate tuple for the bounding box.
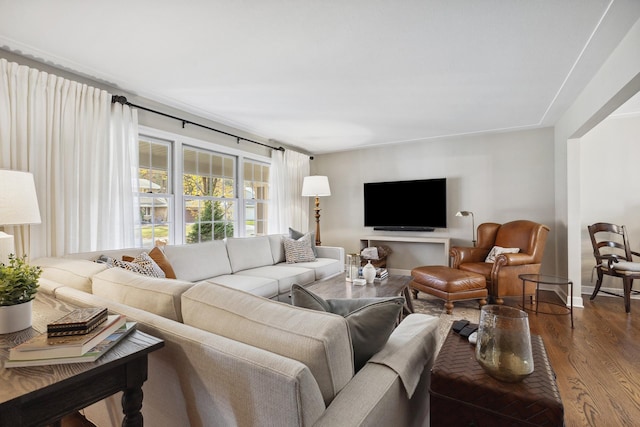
(579, 113, 640, 294)
(311, 127, 556, 273)
(556, 16, 640, 306)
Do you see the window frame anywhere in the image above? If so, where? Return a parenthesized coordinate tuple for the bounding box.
(137, 125, 272, 246)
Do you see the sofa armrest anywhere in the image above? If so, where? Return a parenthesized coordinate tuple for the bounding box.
(368, 313, 439, 397)
(315, 314, 438, 427)
(316, 245, 345, 263)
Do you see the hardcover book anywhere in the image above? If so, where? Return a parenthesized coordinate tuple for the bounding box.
(4, 322, 137, 368)
(10, 314, 126, 361)
(47, 307, 108, 336)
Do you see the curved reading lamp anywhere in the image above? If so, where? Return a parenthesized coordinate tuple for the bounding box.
(455, 210, 476, 247)
(301, 176, 331, 246)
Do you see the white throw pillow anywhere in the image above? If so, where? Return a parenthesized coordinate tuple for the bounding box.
(485, 246, 520, 263)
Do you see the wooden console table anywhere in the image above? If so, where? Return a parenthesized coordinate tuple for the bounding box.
(360, 235, 451, 274)
(0, 293, 164, 426)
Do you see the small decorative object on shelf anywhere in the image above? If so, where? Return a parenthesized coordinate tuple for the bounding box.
(475, 305, 534, 382)
(362, 260, 376, 284)
(0, 254, 42, 334)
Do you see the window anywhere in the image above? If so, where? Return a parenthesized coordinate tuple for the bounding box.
(134, 127, 271, 247)
(244, 159, 270, 236)
(136, 136, 174, 247)
(183, 146, 236, 243)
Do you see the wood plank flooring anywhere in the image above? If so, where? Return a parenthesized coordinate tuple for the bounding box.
(502, 293, 640, 427)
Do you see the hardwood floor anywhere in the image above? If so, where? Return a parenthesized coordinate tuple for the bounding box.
(502, 292, 640, 427)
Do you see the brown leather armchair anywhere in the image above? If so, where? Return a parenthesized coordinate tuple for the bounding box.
(450, 220, 550, 304)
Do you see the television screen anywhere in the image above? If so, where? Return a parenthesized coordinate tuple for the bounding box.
(363, 178, 447, 231)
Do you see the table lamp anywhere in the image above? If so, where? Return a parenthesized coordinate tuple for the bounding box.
(301, 176, 331, 246)
(455, 210, 476, 247)
(0, 170, 42, 265)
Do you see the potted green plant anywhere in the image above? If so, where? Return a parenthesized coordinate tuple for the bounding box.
(0, 254, 42, 334)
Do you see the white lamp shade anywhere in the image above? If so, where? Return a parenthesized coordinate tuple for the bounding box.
(0, 170, 42, 226)
(301, 176, 331, 197)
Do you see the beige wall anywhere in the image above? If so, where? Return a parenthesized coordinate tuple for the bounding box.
(556, 17, 640, 307)
(311, 128, 556, 273)
(579, 113, 640, 295)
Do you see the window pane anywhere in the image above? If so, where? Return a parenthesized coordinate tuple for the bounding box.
(185, 199, 235, 243)
(137, 136, 173, 248)
(184, 148, 197, 175)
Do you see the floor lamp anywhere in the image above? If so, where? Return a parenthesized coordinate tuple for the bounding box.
(301, 176, 331, 246)
(455, 210, 476, 247)
(0, 170, 42, 265)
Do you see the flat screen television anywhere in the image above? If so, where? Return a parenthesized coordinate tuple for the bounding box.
(363, 178, 447, 231)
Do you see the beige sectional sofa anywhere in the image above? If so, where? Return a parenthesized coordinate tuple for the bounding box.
(33, 234, 440, 427)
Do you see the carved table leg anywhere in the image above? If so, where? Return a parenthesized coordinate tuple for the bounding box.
(122, 387, 144, 427)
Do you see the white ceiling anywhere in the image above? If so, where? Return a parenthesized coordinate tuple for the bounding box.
(1, 1, 639, 154)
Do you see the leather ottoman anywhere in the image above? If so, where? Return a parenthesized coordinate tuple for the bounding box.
(430, 330, 564, 426)
(410, 266, 487, 314)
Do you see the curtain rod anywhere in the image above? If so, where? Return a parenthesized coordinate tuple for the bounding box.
(111, 95, 285, 152)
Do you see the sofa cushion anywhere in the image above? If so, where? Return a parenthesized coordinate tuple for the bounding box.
(234, 265, 315, 294)
(91, 267, 193, 322)
(277, 257, 342, 281)
(196, 275, 279, 299)
(181, 282, 354, 405)
(283, 234, 316, 263)
(32, 258, 108, 294)
(225, 236, 275, 272)
(162, 240, 232, 282)
(291, 284, 404, 371)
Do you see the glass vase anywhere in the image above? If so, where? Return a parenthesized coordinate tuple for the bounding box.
(346, 253, 361, 282)
(475, 305, 534, 382)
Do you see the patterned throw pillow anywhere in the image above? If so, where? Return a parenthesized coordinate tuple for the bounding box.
(289, 227, 317, 257)
(283, 234, 316, 263)
(98, 252, 166, 278)
(485, 246, 520, 263)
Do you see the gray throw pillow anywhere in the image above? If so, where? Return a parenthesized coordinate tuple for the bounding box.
(291, 284, 404, 371)
(289, 227, 317, 257)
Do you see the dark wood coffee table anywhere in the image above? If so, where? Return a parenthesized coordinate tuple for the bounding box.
(0, 292, 164, 427)
(304, 273, 414, 315)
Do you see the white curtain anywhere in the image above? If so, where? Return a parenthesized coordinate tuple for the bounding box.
(0, 58, 138, 258)
(268, 149, 310, 234)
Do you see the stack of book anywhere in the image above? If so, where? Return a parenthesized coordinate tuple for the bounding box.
(4, 307, 136, 368)
(375, 268, 389, 281)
